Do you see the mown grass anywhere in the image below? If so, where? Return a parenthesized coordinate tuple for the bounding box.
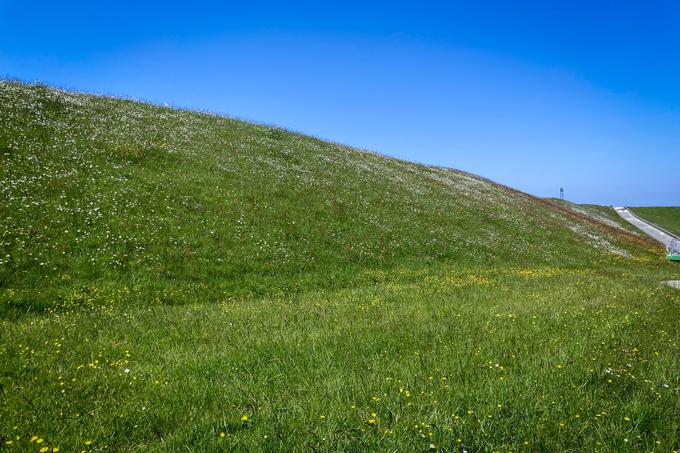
(1, 81, 680, 452)
(630, 207, 680, 237)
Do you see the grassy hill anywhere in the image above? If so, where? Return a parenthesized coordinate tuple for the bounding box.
(545, 198, 643, 236)
(630, 207, 680, 237)
(1, 81, 679, 452)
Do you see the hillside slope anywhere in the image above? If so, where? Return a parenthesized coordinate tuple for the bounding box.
(2, 82, 679, 452)
(630, 206, 680, 237)
(0, 82, 655, 315)
(547, 198, 644, 236)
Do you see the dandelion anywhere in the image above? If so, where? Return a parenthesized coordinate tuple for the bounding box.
(319, 415, 326, 421)
(624, 416, 631, 421)
(84, 440, 93, 445)
(40, 448, 49, 453)
(241, 415, 248, 422)
(219, 432, 225, 438)
(367, 418, 376, 426)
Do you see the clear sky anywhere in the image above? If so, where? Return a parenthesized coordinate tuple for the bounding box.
(1, 1, 679, 205)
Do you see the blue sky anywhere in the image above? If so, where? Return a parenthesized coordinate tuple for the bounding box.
(1, 1, 679, 205)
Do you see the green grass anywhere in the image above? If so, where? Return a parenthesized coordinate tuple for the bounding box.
(630, 207, 680, 237)
(2, 81, 680, 452)
(546, 198, 643, 236)
(581, 204, 644, 234)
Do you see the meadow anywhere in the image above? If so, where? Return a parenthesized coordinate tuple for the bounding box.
(1, 81, 679, 452)
(546, 199, 643, 236)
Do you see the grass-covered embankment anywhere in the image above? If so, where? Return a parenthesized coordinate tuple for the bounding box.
(630, 207, 680, 237)
(1, 81, 679, 451)
(546, 198, 644, 236)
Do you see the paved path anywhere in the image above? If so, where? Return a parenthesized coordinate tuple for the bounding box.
(665, 280, 680, 290)
(614, 209, 680, 289)
(613, 207, 679, 246)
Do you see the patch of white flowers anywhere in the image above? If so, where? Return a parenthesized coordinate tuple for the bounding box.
(0, 79, 639, 282)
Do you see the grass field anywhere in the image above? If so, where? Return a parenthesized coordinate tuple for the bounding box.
(2, 81, 680, 452)
(630, 207, 680, 237)
(546, 199, 643, 236)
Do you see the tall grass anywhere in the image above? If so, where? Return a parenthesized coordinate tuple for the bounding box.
(1, 81, 679, 451)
